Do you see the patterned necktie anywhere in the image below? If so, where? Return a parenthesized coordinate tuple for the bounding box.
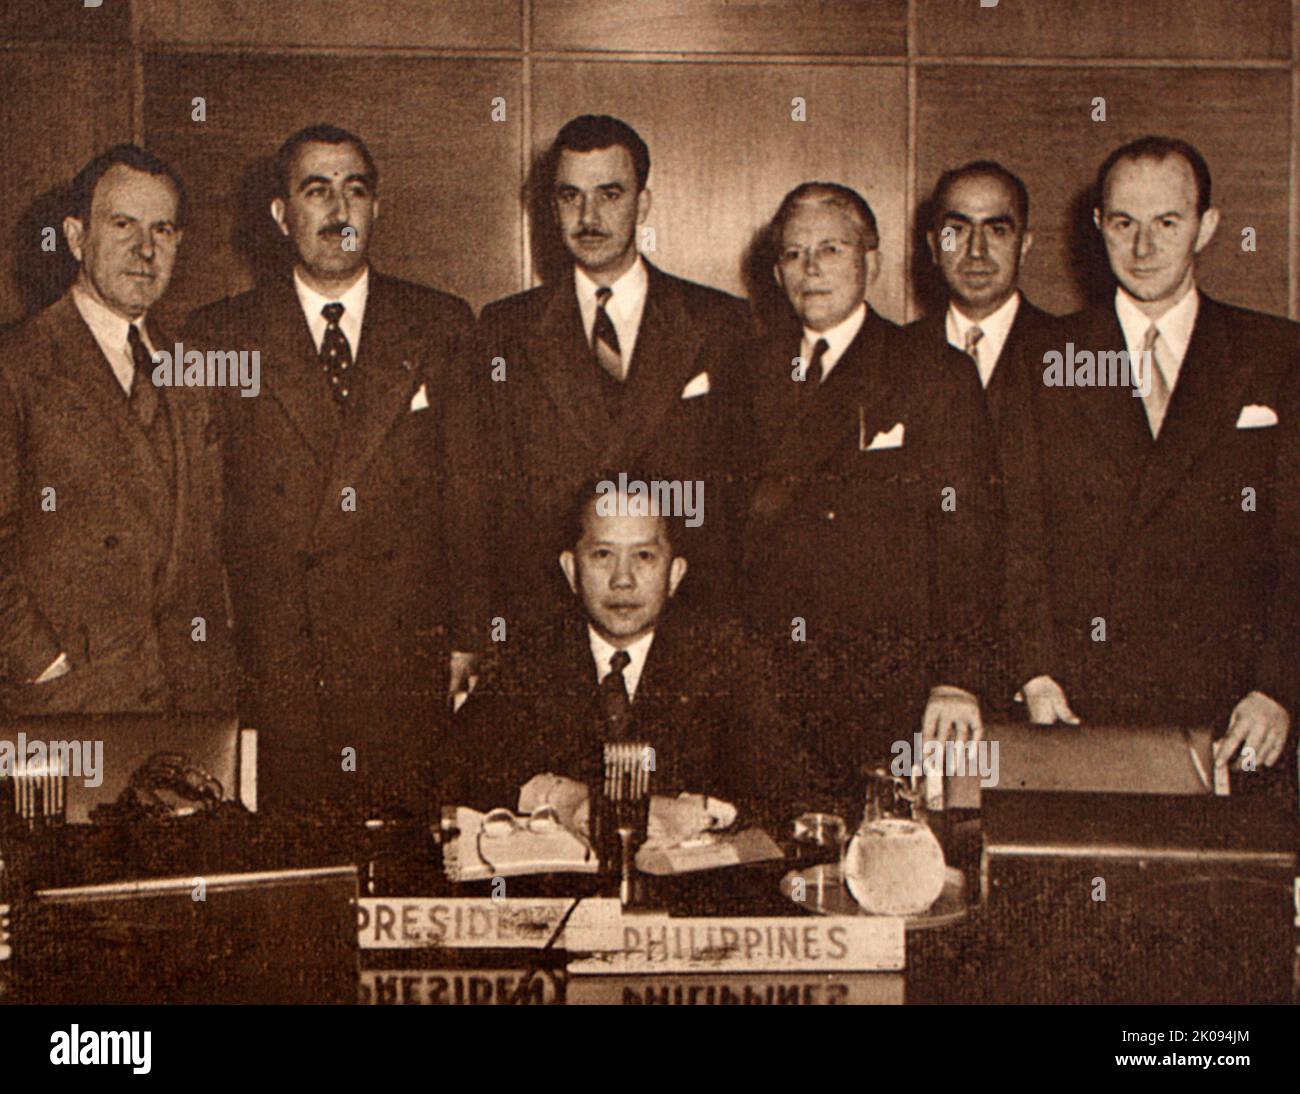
(1139, 323, 1172, 439)
(964, 324, 984, 370)
(804, 337, 830, 390)
(593, 287, 624, 381)
(126, 323, 158, 428)
(600, 649, 633, 739)
(320, 302, 353, 403)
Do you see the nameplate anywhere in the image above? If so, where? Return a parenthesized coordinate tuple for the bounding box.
(565, 914, 904, 974)
(356, 897, 621, 950)
(358, 967, 563, 1005)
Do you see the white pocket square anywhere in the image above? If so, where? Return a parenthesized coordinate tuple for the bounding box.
(680, 371, 710, 399)
(410, 383, 429, 412)
(1235, 403, 1278, 429)
(862, 420, 905, 452)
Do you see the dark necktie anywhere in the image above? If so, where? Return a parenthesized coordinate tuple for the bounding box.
(593, 287, 624, 381)
(804, 337, 829, 390)
(320, 302, 353, 403)
(126, 323, 159, 428)
(600, 649, 633, 739)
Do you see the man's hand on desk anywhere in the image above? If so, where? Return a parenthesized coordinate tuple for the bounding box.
(922, 685, 983, 744)
(448, 650, 479, 713)
(1020, 675, 1081, 726)
(1216, 691, 1290, 770)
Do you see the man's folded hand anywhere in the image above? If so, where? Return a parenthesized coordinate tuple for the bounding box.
(1216, 691, 1290, 770)
(1020, 674, 1080, 725)
(922, 685, 983, 744)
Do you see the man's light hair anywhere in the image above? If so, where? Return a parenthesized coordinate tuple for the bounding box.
(771, 181, 880, 252)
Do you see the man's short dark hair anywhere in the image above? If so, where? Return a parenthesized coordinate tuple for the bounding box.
(770, 182, 880, 252)
(551, 115, 651, 192)
(273, 123, 379, 199)
(1095, 136, 1212, 216)
(566, 474, 680, 553)
(929, 160, 1030, 230)
(67, 144, 188, 228)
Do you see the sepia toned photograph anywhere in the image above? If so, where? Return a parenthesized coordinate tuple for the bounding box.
(0, 0, 1296, 1065)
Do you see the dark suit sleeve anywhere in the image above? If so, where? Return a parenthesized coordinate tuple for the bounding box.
(438, 296, 493, 652)
(1254, 355, 1300, 715)
(0, 342, 63, 681)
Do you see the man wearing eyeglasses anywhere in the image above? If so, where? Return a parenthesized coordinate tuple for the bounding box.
(739, 182, 996, 802)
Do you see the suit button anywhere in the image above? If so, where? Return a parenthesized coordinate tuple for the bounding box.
(825, 510, 836, 521)
(103, 535, 119, 549)
(300, 624, 313, 639)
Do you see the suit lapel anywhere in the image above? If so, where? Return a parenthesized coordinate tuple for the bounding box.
(611, 266, 704, 468)
(765, 311, 889, 478)
(316, 275, 425, 523)
(44, 295, 171, 538)
(1131, 296, 1249, 528)
(533, 279, 619, 457)
(256, 276, 340, 465)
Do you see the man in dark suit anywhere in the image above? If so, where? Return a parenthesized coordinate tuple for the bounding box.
(185, 124, 488, 817)
(0, 145, 232, 716)
(1026, 136, 1298, 781)
(904, 162, 1059, 715)
(740, 182, 996, 797)
(477, 115, 752, 629)
(443, 479, 783, 814)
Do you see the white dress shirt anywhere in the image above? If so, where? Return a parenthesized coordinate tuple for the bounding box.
(72, 284, 157, 396)
(293, 266, 370, 358)
(575, 255, 649, 370)
(588, 626, 655, 702)
(798, 301, 867, 384)
(946, 291, 1021, 389)
(1115, 283, 1199, 393)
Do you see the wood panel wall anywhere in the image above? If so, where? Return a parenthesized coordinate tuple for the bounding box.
(1, 0, 1296, 329)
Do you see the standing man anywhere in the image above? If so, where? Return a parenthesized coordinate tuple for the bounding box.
(741, 182, 996, 800)
(185, 124, 488, 817)
(905, 161, 1059, 714)
(478, 115, 752, 628)
(1026, 137, 1299, 783)
(0, 145, 232, 715)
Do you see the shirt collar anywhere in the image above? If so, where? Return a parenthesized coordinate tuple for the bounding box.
(801, 301, 868, 381)
(1114, 283, 1200, 372)
(72, 282, 149, 351)
(574, 254, 648, 320)
(947, 291, 1020, 349)
(293, 265, 371, 327)
(588, 624, 656, 700)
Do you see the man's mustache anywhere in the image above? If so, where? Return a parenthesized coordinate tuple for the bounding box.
(319, 223, 351, 238)
(573, 229, 608, 239)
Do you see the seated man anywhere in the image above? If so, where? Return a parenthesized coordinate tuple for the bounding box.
(441, 477, 787, 817)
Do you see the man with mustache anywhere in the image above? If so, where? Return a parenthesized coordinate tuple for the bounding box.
(477, 115, 752, 633)
(0, 145, 233, 715)
(740, 182, 996, 802)
(1026, 136, 1299, 791)
(185, 124, 489, 818)
(902, 161, 1060, 718)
